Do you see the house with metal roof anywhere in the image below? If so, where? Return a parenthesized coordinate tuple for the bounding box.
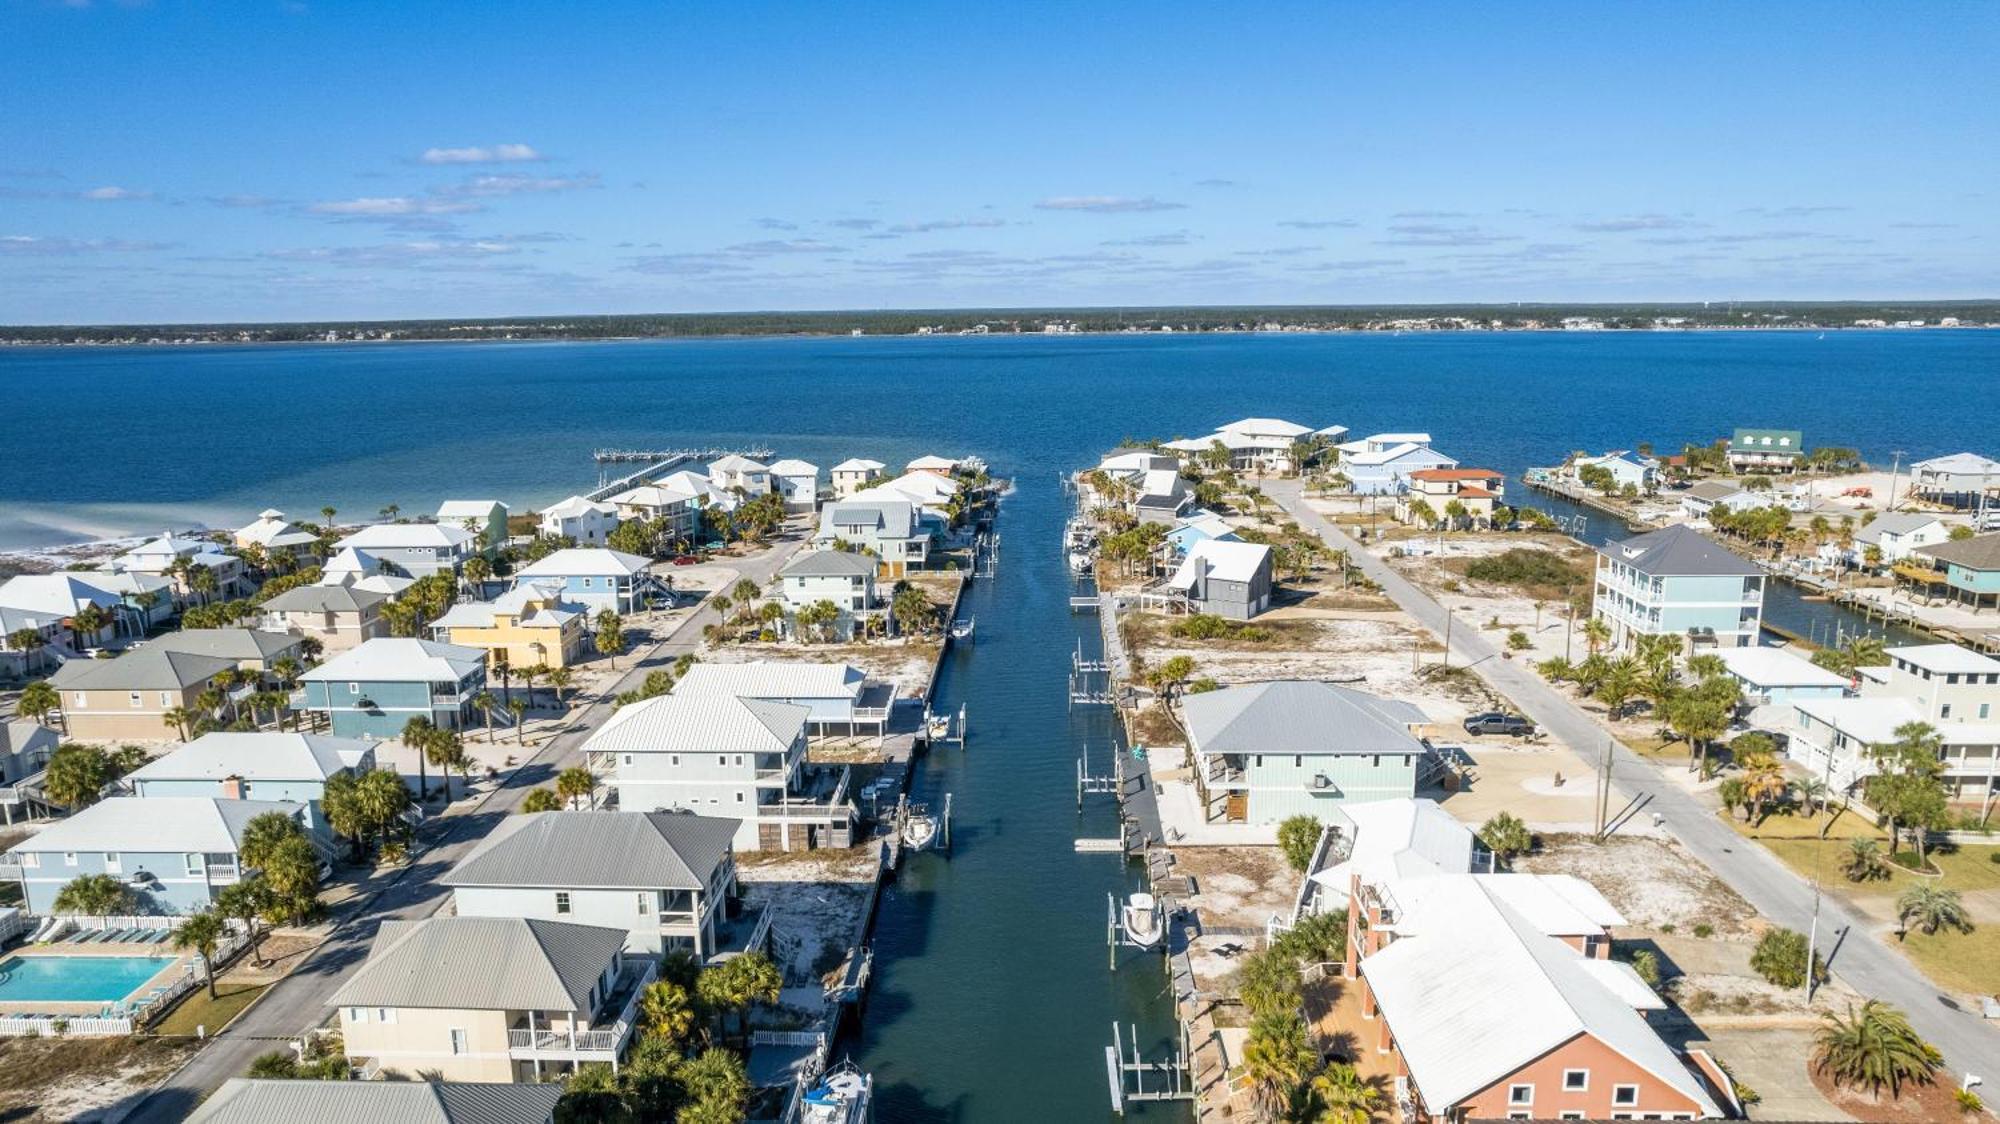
(583, 693, 855, 852)
(1851, 511, 1951, 565)
(513, 547, 656, 615)
(1342, 441, 1460, 496)
(1399, 467, 1508, 525)
(1162, 510, 1241, 561)
(336, 522, 477, 578)
(435, 500, 509, 549)
(604, 481, 702, 545)
(1162, 417, 1328, 475)
(50, 648, 240, 741)
(315, 545, 416, 599)
(0, 571, 162, 646)
(1183, 681, 1428, 824)
(232, 508, 321, 558)
(6, 796, 312, 915)
(1727, 427, 1805, 473)
(1679, 479, 1761, 522)
(674, 660, 891, 740)
(261, 581, 390, 651)
(331, 916, 651, 1083)
(1568, 450, 1661, 493)
(0, 721, 58, 820)
(766, 458, 822, 511)
(187, 1079, 563, 1124)
(537, 495, 620, 546)
(446, 811, 742, 958)
(813, 499, 929, 577)
(1910, 451, 2000, 506)
(708, 454, 773, 496)
(432, 582, 590, 669)
(1904, 531, 2000, 613)
(1789, 644, 2000, 799)
(1714, 646, 1850, 708)
(1593, 524, 1766, 652)
(112, 532, 248, 598)
(128, 731, 375, 833)
(150, 627, 306, 673)
(1164, 539, 1273, 621)
(830, 458, 886, 499)
(296, 638, 488, 737)
(779, 550, 882, 639)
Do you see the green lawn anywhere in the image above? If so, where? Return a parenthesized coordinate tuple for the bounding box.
(151, 981, 267, 1037)
(1890, 924, 2000, 996)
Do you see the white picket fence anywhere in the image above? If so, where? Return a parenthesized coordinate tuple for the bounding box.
(0, 1015, 135, 1037)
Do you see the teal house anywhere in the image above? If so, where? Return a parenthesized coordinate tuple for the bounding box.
(127, 731, 375, 834)
(6, 796, 312, 916)
(1909, 533, 2000, 613)
(296, 638, 487, 738)
(1593, 524, 1765, 651)
(1184, 681, 1428, 825)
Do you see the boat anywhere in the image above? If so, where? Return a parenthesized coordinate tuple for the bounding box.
(1122, 892, 1165, 948)
(926, 712, 952, 740)
(950, 617, 975, 642)
(900, 805, 939, 850)
(802, 1061, 873, 1123)
(1068, 549, 1095, 574)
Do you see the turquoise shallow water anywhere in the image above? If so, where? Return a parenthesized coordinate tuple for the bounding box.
(0, 955, 169, 1003)
(2, 329, 1995, 1118)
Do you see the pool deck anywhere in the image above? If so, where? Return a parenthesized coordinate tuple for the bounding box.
(0, 941, 190, 1016)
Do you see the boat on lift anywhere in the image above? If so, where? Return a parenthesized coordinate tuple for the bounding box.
(950, 616, 975, 642)
(900, 804, 940, 851)
(1068, 549, 1095, 574)
(801, 1059, 874, 1124)
(1122, 892, 1166, 948)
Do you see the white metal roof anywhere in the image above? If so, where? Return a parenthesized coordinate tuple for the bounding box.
(0, 573, 126, 616)
(1715, 646, 1851, 689)
(766, 458, 820, 476)
(1168, 538, 1271, 588)
(583, 693, 807, 756)
(674, 660, 866, 703)
(906, 454, 959, 471)
(10, 796, 304, 855)
(1887, 643, 2000, 675)
(541, 495, 617, 519)
(831, 458, 885, 473)
(301, 638, 486, 683)
(708, 454, 770, 474)
(436, 500, 507, 520)
(606, 483, 697, 508)
(129, 732, 372, 783)
(1218, 417, 1313, 439)
(1307, 798, 1475, 892)
(340, 523, 474, 550)
(516, 547, 651, 578)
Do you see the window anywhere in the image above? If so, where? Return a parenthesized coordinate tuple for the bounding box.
(622, 754, 633, 767)
(1612, 1084, 1639, 1106)
(734, 754, 744, 767)
(377, 1008, 395, 1024)
(348, 682, 360, 694)
(104, 852, 121, 873)
(717, 755, 727, 767)
(735, 792, 745, 803)
(555, 892, 571, 914)
(63, 852, 76, 866)
(1982, 703, 1992, 720)
(73, 693, 88, 709)
(1942, 703, 1955, 719)
(159, 691, 174, 707)
(1559, 1114, 1586, 1121)
(128, 691, 142, 708)
(670, 754, 680, 767)
(449, 1028, 468, 1055)
(186, 853, 204, 875)
(1508, 1084, 1533, 1106)
(637, 892, 650, 915)
(18, 853, 37, 869)
(1563, 1069, 1588, 1091)
(347, 1007, 365, 1023)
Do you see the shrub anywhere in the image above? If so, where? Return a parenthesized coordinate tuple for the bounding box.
(1626, 948, 1661, 988)
(1750, 927, 1827, 989)
(1477, 811, 1534, 863)
(1692, 922, 1714, 939)
(1957, 1088, 1984, 1114)
(1271, 909, 1347, 966)
(1464, 548, 1589, 590)
(1277, 816, 1323, 873)
(1506, 630, 1532, 651)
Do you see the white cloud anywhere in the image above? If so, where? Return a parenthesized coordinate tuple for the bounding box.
(1574, 214, 1700, 233)
(1034, 195, 1186, 214)
(0, 235, 173, 255)
(266, 240, 522, 267)
(721, 239, 846, 255)
(886, 218, 1008, 233)
(1277, 219, 1357, 230)
(420, 144, 545, 165)
(307, 196, 484, 217)
(442, 173, 600, 198)
(80, 185, 153, 201)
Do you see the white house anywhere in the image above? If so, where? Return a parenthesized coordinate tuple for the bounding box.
(707, 455, 772, 497)
(336, 523, 477, 578)
(1854, 512, 1952, 564)
(830, 458, 886, 499)
(233, 509, 321, 557)
(1714, 646, 1851, 728)
(113, 533, 247, 598)
(1343, 443, 1459, 496)
(1911, 452, 2000, 505)
(814, 499, 929, 577)
(766, 459, 821, 511)
(1789, 644, 2000, 799)
(513, 548, 655, 614)
(778, 550, 881, 639)
(905, 454, 959, 477)
(1164, 417, 1324, 474)
(673, 660, 889, 740)
(538, 496, 620, 546)
(435, 500, 509, 548)
(1680, 481, 1760, 522)
(1570, 450, 1659, 493)
(604, 483, 701, 544)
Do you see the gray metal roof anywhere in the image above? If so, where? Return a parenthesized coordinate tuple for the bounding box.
(50, 648, 238, 691)
(151, 628, 303, 662)
(1182, 680, 1429, 757)
(782, 550, 879, 579)
(1597, 523, 1763, 577)
(1919, 531, 2000, 571)
(445, 811, 737, 891)
(261, 583, 388, 613)
(187, 1079, 562, 1124)
(331, 916, 625, 1013)
(0, 721, 57, 758)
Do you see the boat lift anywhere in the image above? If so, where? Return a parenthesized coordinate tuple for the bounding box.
(920, 703, 967, 748)
(1105, 1021, 1196, 1113)
(1069, 641, 1113, 708)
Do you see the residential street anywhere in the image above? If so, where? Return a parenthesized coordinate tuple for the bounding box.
(117, 532, 807, 1124)
(1264, 478, 2000, 1080)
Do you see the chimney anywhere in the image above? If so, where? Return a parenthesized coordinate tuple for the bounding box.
(219, 775, 245, 800)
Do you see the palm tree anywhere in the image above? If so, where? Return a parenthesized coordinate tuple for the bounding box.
(17, 680, 61, 730)
(471, 690, 497, 741)
(70, 603, 112, 649)
(694, 950, 781, 1044)
(53, 872, 133, 924)
(595, 610, 626, 669)
(556, 765, 595, 810)
(1239, 1010, 1315, 1119)
(1595, 657, 1643, 720)
(506, 698, 527, 743)
(518, 663, 546, 709)
(172, 908, 229, 999)
(1580, 616, 1612, 656)
(402, 716, 437, 801)
(521, 787, 564, 813)
(637, 978, 697, 1048)
(1842, 837, 1891, 883)
(187, 566, 219, 607)
(42, 743, 110, 808)
(1308, 1061, 1384, 1124)
(1737, 748, 1791, 825)
(7, 628, 47, 675)
(546, 666, 574, 706)
(215, 878, 275, 966)
(1895, 883, 1973, 940)
(320, 506, 338, 534)
(424, 728, 468, 800)
(1813, 1000, 1938, 1098)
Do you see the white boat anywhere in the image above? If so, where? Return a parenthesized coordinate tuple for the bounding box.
(950, 617, 974, 641)
(901, 806, 939, 851)
(802, 1060, 873, 1124)
(1122, 892, 1165, 948)
(1068, 549, 1094, 574)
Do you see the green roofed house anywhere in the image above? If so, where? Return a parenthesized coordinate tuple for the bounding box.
(187, 1079, 563, 1124)
(1184, 680, 1430, 825)
(1727, 427, 1805, 474)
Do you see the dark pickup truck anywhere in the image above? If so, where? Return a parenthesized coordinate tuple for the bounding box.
(1463, 712, 1536, 737)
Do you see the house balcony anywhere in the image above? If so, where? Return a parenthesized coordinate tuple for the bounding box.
(506, 957, 656, 1060)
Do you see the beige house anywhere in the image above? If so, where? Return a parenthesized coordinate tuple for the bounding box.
(150, 628, 306, 674)
(333, 916, 651, 1083)
(260, 584, 390, 651)
(50, 649, 238, 741)
(830, 458, 886, 499)
(1396, 468, 1508, 525)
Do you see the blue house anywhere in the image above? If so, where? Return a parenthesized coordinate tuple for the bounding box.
(1593, 524, 1766, 651)
(1165, 510, 1241, 559)
(297, 638, 488, 738)
(7, 796, 310, 915)
(513, 547, 655, 614)
(1184, 681, 1430, 825)
(1343, 443, 1459, 495)
(127, 732, 375, 834)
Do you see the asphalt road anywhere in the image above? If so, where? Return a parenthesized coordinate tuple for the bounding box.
(1264, 478, 2000, 1080)
(118, 533, 806, 1124)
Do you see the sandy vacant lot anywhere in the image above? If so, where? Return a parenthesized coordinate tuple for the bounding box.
(1516, 833, 1759, 937)
(737, 847, 879, 987)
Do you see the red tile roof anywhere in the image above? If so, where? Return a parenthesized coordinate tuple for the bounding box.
(1410, 468, 1505, 482)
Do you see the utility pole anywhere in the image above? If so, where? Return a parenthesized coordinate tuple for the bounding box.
(1886, 449, 1906, 511)
(1442, 608, 1455, 670)
(1805, 833, 1826, 1002)
(1565, 600, 1576, 663)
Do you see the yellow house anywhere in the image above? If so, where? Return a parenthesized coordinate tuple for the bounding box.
(332, 916, 650, 1083)
(431, 582, 588, 669)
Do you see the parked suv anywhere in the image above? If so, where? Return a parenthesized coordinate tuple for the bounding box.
(1463, 712, 1535, 737)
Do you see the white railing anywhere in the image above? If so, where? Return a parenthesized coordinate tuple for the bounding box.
(0, 1015, 134, 1037)
(63, 914, 189, 931)
(508, 1024, 627, 1053)
(750, 1029, 825, 1048)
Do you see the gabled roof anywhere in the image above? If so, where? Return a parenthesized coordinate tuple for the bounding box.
(906, 454, 959, 471)
(1408, 468, 1504, 483)
(129, 732, 372, 784)
(1853, 511, 1946, 543)
(1344, 442, 1454, 467)
(436, 500, 507, 520)
(766, 458, 819, 476)
(707, 454, 769, 474)
(1182, 680, 1427, 758)
(187, 1080, 563, 1124)
(607, 483, 698, 509)
(1307, 798, 1476, 893)
(1730, 427, 1804, 453)
(446, 811, 738, 891)
(1685, 480, 1752, 502)
(234, 511, 320, 549)
(818, 500, 919, 538)
(1918, 531, 2000, 571)
(0, 721, 58, 758)
(1887, 643, 2000, 675)
(0, 573, 125, 616)
(339, 522, 474, 551)
(1912, 451, 2000, 477)
(320, 546, 380, 577)
(11, 796, 303, 855)
(433, 583, 583, 631)
(1598, 524, 1762, 577)
(831, 458, 885, 473)
(1168, 538, 1271, 588)
(151, 628, 303, 663)
(584, 693, 806, 756)
(300, 638, 486, 684)
(541, 495, 617, 519)
(515, 547, 652, 578)
(262, 583, 388, 614)
(330, 917, 625, 1013)
(1715, 646, 1851, 689)
(119, 532, 212, 560)
(1218, 417, 1313, 439)
(674, 660, 866, 702)
(51, 648, 237, 691)
(782, 550, 879, 579)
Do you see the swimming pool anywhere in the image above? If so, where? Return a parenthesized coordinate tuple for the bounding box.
(0, 955, 173, 1003)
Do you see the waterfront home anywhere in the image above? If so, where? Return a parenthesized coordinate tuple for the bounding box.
(435, 500, 509, 549)
(779, 550, 882, 639)
(113, 532, 248, 598)
(232, 508, 321, 559)
(813, 499, 928, 577)
(260, 582, 390, 651)
(831, 458, 886, 499)
(151, 627, 306, 674)
(1727, 427, 1805, 474)
(513, 547, 655, 615)
(0, 606, 64, 677)
(1090, 452, 1192, 524)
(1397, 468, 1507, 525)
(331, 916, 650, 1083)
(1184, 681, 1426, 824)
(1715, 646, 1851, 709)
(6, 796, 312, 915)
(445, 811, 741, 958)
(187, 1080, 563, 1124)
(1165, 539, 1273, 621)
(767, 458, 822, 511)
(1569, 450, 1660, 493)
(864, 469, 964, 515)
(905, 454, 959, 477)
(0, 575, 124, 656)
(1343, 442, 1459, 496)
(1902, 532, 2000, 613)
(50, 648, 239, 741)
(1164, 417, 1322, 474)
(336, 523, 476, 578)
(1298, 798, 1484, 914)
(296, 637, 488, 738)
(1592, 524, 1765, 651)
(674, 660, 890, 740)
(1162, 510, 1240, 561)
(1336, 432, 1432, 459)
(127, 731, 374, 833)
(1852, 511, 1951, 564)
(55, 570, 177, 632)
(1679, 480, 1759, 522)
(604, 482, 701, 544)
(538, 495, 620, 546)
(317, 546, 416, 598)
(583, 693, 855, 852)
(657, 469, 736, 512)
(1911, 451, 2000, 507)
(1789, 644, 2000, 797)
(708, 454, 773, 497)
(433, 582, 589, 669)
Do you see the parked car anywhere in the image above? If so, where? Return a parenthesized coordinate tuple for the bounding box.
(671, 555, 700, 566)
(1463, 712, 1535, 737)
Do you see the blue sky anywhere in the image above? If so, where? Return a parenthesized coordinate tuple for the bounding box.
(3, 0, 1995, 322)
